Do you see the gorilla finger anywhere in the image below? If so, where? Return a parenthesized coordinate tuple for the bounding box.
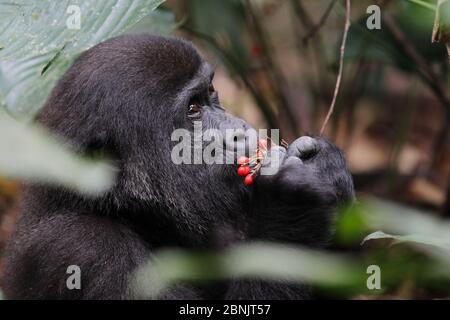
(283, 155, 303, 167)
(287, 136, 320, 160)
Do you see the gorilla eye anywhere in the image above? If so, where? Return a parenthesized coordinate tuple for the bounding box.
(188, 103, 202, 118)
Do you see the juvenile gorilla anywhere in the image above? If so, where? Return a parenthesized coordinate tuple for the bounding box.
(3, 35, 354, 299)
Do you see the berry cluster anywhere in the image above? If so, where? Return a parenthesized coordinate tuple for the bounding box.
(236, 139, 268, 186)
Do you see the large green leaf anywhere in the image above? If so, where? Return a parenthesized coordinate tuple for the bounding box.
(0, 0, 173, 119)
(0, 111, 116, 194)
(0, 0, 165, 59)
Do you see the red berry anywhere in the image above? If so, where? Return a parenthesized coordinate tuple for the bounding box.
(244, 174, 254, 186)
(258, 139, 268, 149)
(237, 166, 250, 176)
(237, 156, 250, 165)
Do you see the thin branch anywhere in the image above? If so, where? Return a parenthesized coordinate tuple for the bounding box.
(320, 0, 351, 136)
(302, 0, 338, 44)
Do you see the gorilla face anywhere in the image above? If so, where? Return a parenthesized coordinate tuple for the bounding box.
(38, 34, 251, 239)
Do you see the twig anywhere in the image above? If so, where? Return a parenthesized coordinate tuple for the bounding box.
(302, 0, 338, 44)
(320, 0, 351, 136)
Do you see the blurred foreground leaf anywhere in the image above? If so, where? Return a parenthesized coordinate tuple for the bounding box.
(0, 112, 116, 194)
(0, 0, 171, 119)
(131, 242, 367, 299)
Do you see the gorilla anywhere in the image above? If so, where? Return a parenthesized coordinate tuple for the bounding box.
(2, 34, 354, 299)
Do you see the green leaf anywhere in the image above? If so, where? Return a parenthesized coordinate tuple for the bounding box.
(356, 198, 450, 262)
(361, 230, 397, 244)
(363, 230, 450, 252)
(0, 111, 116, 195)
(125, 8, 176, 35)
(0, 0, 170, 119)
(0, 52, 71, 118)
(0, 0, 165, 60)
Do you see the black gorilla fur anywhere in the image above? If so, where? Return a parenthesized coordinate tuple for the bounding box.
(3, 34, 354, 299)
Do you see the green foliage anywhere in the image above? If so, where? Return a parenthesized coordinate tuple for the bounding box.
(131, 198, 450, 298)
(335, 202, 371, 245)
(0, 0, 172, 119)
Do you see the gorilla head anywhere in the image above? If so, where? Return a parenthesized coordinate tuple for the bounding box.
(38, 34, 251, 242)
(3, 34, 354, 299)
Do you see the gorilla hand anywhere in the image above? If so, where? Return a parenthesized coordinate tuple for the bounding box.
(250, 136, 354, 246)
